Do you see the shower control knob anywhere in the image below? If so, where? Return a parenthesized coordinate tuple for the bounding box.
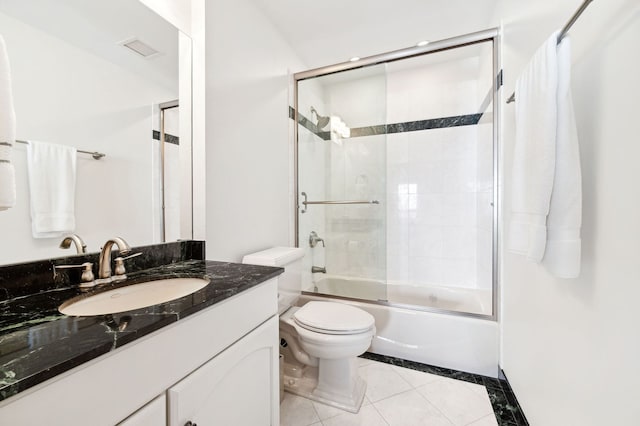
(184, 422, 197, 426)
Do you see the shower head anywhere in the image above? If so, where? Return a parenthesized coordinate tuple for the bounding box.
(311, 107, 330, 130)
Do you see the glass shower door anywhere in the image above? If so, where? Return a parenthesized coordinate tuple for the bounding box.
(296, 65, 387, 302)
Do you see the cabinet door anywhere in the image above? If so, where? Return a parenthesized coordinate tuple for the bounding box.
(118, 394, 166, 426)
(167, 316, 279, 426)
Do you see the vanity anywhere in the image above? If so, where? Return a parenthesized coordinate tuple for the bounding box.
(0, 241, 284, 425)
(0, 2, 259, 423)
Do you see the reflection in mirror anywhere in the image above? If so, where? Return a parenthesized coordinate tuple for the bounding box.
(0, 0, 190, 265)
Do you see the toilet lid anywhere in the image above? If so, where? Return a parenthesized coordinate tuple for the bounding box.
(293, 301, 374, 335)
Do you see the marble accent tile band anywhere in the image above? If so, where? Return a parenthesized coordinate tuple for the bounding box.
(152, 130, 180, 145)
(290, 106, 484, 141)
(289, 106, 324, 138)
(351, 113, 484, 138)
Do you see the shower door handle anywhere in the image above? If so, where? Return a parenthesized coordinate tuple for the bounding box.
(300, 192, 380, 214)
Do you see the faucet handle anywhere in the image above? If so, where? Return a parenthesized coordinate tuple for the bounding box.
(114, 252, 142, 276)
(53, 262, 95, 285)
(309, 231, 325, 248)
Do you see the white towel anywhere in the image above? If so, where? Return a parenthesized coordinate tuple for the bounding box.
(508, 31, 582, 278)
(508, 31, 560, 262)
(26, 141, 77, 238)
(0, 34, 16, 211)
(542, 37, 582, 278)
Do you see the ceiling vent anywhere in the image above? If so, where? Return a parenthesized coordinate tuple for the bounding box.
(120, 38, 159, 58)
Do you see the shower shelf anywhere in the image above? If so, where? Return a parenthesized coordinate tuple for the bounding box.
(300, 192, 380, 214)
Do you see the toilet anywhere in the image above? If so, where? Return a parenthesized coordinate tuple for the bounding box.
(243, 247, 375, 413)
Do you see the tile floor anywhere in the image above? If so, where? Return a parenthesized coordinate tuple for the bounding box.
(280, 358, 498, 426)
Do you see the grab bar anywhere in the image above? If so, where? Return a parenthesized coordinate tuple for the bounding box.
(300, 192, 380, 213)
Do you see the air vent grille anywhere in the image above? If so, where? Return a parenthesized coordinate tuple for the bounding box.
(122, 39, 159, 58)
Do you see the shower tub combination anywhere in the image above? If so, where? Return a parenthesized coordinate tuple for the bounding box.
(294, 28, 501, 377)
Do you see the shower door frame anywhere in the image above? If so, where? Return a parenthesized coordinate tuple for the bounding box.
(293, 28, 501, 321)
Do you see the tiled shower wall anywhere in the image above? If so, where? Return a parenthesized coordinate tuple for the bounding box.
(323, 69, 388, 283)
(298, 41, 494, 293)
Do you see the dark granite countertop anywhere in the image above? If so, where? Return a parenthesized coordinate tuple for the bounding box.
(0, 259, 283, 402)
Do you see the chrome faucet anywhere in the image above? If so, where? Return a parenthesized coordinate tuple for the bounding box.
(59, 234, 87, 254)
(311, 266, 326, 274)
(98, 237, 132, 279)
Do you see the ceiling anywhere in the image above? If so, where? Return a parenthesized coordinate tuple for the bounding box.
(0, 0, 178, 92)
(249, 0, 500, 71)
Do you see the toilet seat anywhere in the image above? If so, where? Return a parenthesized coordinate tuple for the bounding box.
(293, 301, 375, 335)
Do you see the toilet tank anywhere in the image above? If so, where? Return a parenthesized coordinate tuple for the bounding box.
(242, 247, 305, 314)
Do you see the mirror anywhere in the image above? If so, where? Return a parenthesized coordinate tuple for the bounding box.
(0, 0, 192, 265)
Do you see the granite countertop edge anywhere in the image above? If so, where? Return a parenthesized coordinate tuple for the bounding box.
(0, 260, 283, 403)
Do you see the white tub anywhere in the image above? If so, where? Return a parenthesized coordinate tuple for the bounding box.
(302, 276, 499, 377)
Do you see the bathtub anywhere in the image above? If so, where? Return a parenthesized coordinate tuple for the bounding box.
(302, 276, 499, 377)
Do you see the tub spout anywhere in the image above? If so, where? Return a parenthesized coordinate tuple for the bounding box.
(311, 266, 326, 274)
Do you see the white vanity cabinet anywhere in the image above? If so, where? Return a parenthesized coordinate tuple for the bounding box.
(0, 278, 279, 426)
(168, 316, 279, 426)
(118, 394, 167, 426)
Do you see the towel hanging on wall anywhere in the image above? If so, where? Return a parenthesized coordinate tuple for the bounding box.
(0, 34, 16, 211)
(542, 36, 582, 278)
(508, 31, 582, 278)
(26, 141, 77, 238)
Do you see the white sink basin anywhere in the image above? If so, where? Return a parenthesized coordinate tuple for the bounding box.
(59, 277, 210, 316)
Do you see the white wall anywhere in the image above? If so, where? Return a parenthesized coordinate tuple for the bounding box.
(204, 0, 305, 261)
(497, 0, 640, 424)
(0, 11, 176, 264)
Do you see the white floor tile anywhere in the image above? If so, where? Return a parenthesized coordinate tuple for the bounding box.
(280, 393, 320, 426)
(321, 405, 389, 426)
(467, 414, 499, 426)
(312, 395, 371, 421)
(374, 389, 454, 426)
(416, 377, 494, 426)
(359, 361, 412, 402)
(311, 400, 343, 421)
(280, 360, 499, 426)
(463, 381, 491, 399)
(391, 365, 442, 388)
(357, 357, 374, 368)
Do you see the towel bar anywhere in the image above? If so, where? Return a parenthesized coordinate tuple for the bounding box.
(15, 140, 105, 160)
(300, 192, 380, 213)
(506, 0, 595, 104)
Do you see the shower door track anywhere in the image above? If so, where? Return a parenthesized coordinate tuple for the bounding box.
(293, 27, 501, 321)
(300, 290, 495, 321)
